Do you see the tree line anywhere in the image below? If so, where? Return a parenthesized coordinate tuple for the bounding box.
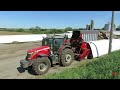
(0, 25, 120, 34)
(0, 26, 74, 34)
(0, 26, 103, 34)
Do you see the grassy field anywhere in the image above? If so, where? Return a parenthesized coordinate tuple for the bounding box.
(43, 50, 120, 79)
(0, 31, 32, 35)
(116, 35, 120, 38)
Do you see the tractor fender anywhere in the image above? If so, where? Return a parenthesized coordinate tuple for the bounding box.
(39, 54, 49, 57)
(33, 54, 52, 66)
(58, 45, 71, 54)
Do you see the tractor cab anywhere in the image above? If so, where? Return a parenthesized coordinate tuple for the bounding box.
(70, 30, 83, 48)
(71, 30, 81, 39)
(42, 35, 68, 54)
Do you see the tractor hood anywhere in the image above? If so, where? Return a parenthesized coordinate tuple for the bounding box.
(28, 46, 50, 53)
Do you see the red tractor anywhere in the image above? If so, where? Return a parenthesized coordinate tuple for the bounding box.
(20, 31, 93, 75)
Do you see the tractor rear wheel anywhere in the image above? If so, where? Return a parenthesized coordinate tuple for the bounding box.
(32, 57, 51, 75)
(87, 54, 93, 59)
(60, 48, 74, 66)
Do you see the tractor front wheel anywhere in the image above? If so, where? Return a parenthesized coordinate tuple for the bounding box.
(60, 48, 74, 66)
(32, 57, 51, 75)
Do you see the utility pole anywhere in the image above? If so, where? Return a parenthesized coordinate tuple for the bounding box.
(108, 11, 115, 54)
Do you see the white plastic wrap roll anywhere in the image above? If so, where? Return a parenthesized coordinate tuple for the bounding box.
(88, 39, 120, 58)
(0, 34, 47, 43)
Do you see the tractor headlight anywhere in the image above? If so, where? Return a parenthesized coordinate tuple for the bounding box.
(26, 53, 32, 60)
(27, 51, 38, 60)
(31, 51, 38, 57)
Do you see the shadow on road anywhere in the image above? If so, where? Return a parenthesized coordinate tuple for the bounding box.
(17, 66, 37, 75)
(27, 67, 37, 75)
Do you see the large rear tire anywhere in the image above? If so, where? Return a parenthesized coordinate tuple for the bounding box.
(32, 57, 51, 75)
(87, 54, 93, 59)
(60, 48, 74, 66)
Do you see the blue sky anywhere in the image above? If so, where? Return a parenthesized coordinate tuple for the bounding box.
(0, 11, 120, 29)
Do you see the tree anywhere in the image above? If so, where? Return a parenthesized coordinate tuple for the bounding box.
(78, 28, 85, 30)
(91, 19, 94, 30)
(29, 27, 34, 30)
(35, 26, 41, 30)
(29, 27, 36, 33)
(29, 26, 41, 34)
(116, 25, 120, 30)
(65, 27, 73, 31)
(17, 28, 25, 32)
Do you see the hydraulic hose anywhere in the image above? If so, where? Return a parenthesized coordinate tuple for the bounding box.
(89, 42, 99, 58)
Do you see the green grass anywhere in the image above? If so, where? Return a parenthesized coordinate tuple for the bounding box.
(0, 31, 31, 35)
(116, 35, 120, 39)
(43, 50, 120, 79)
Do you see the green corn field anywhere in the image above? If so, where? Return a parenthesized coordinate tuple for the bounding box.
(43, 50, 120, 79)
